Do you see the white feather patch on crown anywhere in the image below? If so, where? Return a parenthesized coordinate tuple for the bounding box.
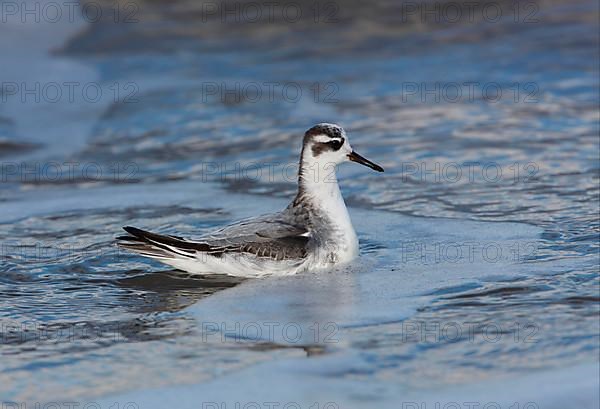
(312, 134, 342, 144)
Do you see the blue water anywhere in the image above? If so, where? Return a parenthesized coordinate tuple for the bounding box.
(0, 0, 598, 406)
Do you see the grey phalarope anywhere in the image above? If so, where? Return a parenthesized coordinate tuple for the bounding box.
(117, 123, 384, 277)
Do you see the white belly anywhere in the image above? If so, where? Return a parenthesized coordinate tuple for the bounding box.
(158, 230, 358, 278)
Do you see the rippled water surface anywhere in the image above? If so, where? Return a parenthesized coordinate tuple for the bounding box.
(0, 0, 598, 406)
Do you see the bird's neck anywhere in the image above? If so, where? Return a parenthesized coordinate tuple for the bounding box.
(292, 154, 357, 244)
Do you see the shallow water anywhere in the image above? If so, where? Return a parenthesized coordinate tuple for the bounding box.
(0, 0, 598, 406)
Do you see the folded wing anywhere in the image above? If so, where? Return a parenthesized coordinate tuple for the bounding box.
(117, 214, 310, 261)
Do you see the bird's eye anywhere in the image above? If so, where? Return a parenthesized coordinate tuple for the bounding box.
(329, 139, 343, 150)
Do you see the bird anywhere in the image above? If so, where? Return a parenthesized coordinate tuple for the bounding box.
(117, 123, 384, 277)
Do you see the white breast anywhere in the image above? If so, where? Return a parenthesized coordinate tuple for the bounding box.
(301, 169, 359, 269)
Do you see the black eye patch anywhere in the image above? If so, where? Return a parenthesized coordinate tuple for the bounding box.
(328, 138, 344, 150)
(311, 137, 344, 156)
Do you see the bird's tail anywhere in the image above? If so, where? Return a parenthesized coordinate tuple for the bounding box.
(117, 226, 214, 260)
